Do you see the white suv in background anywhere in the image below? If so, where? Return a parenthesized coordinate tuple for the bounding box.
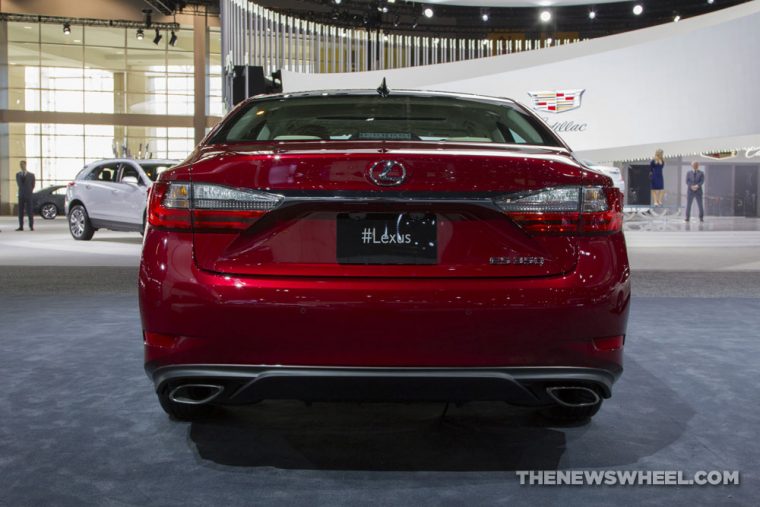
(65, 159, 177, 240)
(582, 160, 626, 199)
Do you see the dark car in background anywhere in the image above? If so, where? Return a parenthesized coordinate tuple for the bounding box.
(33, 185, 67, 220)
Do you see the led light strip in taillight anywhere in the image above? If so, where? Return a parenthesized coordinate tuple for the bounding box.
(493, 186, 623, 235)
(147, 181, 284, 231)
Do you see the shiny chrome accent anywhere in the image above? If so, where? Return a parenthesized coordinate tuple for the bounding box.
(489, 256, 546, 266)
(168, 384, 224, 405)
(367, 160, 408, 187)
(546, 386, 601, 408)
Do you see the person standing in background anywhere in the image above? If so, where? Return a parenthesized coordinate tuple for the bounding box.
(685, 161, 705, 222)
(650, 149, 666, 206)
(16, 160, 36, 231)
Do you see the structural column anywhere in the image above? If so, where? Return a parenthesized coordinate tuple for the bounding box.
(0, 20, 11, 214)
(193, 13, 207, 146)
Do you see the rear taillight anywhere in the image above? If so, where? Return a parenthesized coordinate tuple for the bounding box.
(147, 182, 192, 229)
(494, 186, 622, 235)
(147, 181, 283, 231)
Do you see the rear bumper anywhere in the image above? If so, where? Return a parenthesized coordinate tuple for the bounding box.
(140, 229, 630, 382)
(147, 364, 618, 406)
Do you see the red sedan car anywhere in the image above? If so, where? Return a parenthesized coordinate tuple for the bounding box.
(140, 90, 630, 423)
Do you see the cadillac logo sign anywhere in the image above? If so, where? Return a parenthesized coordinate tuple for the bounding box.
(367, 160, 408, 186)
(527, 89, 585, 113)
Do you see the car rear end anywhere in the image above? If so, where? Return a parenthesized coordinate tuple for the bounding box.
(139, 91, 630, 419)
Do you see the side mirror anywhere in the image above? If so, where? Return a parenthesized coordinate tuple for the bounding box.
(122, 175, 139, 185)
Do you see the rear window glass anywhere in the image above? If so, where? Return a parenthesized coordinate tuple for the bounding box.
(140, 163, 173, 181)
(211, 94, 561, 147)
(86, 164, 119, 182)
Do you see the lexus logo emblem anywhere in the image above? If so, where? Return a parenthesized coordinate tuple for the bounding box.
(367, 160, 408, 186)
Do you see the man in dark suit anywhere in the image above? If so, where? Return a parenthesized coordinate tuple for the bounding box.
(685, 161, 704, 222)
(16, 160, 36, 231)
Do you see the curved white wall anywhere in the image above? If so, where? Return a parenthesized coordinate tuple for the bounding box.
(283, 1, 760, 161)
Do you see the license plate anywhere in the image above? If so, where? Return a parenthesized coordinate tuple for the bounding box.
(337, 213, 437, 264)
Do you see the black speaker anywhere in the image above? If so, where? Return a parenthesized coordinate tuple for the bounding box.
(734, 166, 759, 217)
(627, 165, 652, 206)
(248, 66, 266, 96)
(231, 66, 268, 105)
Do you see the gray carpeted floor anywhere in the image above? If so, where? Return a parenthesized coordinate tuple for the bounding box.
(0, 269, 758, 506)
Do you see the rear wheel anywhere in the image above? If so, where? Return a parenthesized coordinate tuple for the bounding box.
(40, 203, 58, 220)
(68, 204, 95, 240)
(157, 392, 216, 421)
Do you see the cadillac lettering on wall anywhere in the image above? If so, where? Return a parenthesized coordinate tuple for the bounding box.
(527, 89, 589, 134)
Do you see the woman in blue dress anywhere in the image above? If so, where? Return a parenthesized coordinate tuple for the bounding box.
(650, 149, 665, 206)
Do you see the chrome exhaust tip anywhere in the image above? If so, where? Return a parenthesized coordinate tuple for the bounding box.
(168, 384, 224, 405)
(546, 386, 601, 408)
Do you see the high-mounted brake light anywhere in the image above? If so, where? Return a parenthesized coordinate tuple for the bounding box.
(494, 186, 622, 235)
(147, 182, 283, 231)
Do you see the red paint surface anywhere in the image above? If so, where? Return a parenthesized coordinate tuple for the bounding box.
(140, 138, 629, 374)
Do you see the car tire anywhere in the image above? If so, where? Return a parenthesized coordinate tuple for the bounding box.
(68, 204, 95, 241)
(40, 203, 58, 220)
(157, 392, 216, 421)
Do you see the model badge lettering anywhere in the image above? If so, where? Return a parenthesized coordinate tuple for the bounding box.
(489, 256, 546, 266)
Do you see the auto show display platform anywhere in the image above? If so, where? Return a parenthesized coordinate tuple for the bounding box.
(0, 217, 758, 506)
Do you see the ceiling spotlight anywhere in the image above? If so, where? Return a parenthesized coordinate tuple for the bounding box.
(142, 8, 153, 29)
(63, 22, 71, 35)
(423, 7, 434, 18)
(334, 0, 341, 4)
(540, 10, 552, 23)
(707, 0, 714, 4)
(169, 30, 178, 46)
(633, 4, 644, 16)
(153, 28, 162, 45)
(482, 13, 489, 22)
(673, 14, 681, 22)
(136, 28, 144, 40)
(589, 10, 597, 20)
